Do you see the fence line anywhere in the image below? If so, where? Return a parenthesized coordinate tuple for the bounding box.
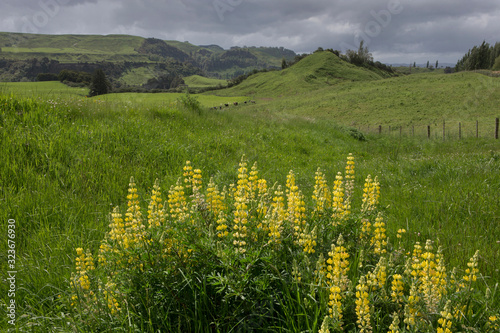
(359, 118, 500, 140)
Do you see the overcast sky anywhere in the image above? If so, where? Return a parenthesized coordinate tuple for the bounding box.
(1, 0, 499, 64)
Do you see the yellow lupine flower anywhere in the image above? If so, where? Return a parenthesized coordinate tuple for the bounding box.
(355, 275, 372, 333)
(371, 213, 387, 255)
(344, 153, 355, 199)
(391, 274, 404, 304)
(312, 167, 331, 213)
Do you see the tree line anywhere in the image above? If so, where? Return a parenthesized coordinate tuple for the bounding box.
(455, 41, 500, 71)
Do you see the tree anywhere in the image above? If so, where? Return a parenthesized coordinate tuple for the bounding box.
(413, 62, 416, 68)
(346, 40, 372, 66)
(281, 57, 288, 69)
(426, 61, 429, 68)
(435, 60, 439, 69)
(89, 69, 111, 97)
(493, 55, 500, 71)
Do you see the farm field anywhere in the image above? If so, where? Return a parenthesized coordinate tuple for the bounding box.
(1, 58, 499, 331)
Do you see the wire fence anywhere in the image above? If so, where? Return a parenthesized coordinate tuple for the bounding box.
(359, 118, 500, 140)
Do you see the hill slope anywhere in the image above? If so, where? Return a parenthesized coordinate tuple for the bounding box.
(219, 51, 387, 96)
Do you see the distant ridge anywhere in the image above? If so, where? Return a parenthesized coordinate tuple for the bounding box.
(0, 32, 297, 84)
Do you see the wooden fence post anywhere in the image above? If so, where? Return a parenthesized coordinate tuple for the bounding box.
(476, 120, 479, 138)
(428, 125, 431, 139)
(379, 125, 382, 135)
(496, 118, 499, 139)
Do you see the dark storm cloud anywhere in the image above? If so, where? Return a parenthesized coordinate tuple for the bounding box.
(1, 0, 499, 63)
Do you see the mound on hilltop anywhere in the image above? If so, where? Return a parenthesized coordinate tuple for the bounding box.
(220, 51, 388, 96)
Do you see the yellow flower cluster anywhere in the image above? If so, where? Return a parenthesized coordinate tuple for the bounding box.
(123, 177, 146, 248)
(183, 161, 202, 193)
(286, 170, 306, 239)
(344, 153, 355, 199)
(355, 275, 372, 333)
(299, 224, 317, 254)
(327, 234, 350, 326)
(331, 172, 349, 224)
(437, 300, 453, 333)
(390, 274, 404, 305)
(206, 177, 226, 218)
(463, 250, 479, 284)
(147, 179, 165, 228)
(233, 157, 250, 253)
(388, 312, 401, 333)
(267, 186, 285, 245)
(371, 213, 387, 255)
(313, 167, 331, 214)
(168, 178, 189, 223)
(362, 175, 380, 213)
(70, 248, 95, 306)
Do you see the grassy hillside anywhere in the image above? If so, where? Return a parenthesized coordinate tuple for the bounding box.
(184, 74, 228, 88)
(217, 51, 387, 96)
(216, 52, 500, 137)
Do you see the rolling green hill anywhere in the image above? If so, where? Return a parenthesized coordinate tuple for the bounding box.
(216, 51, 388, 96)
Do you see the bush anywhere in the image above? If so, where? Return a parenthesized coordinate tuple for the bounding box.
(66, 155, 499, 332)
(177, 91, 202, 115)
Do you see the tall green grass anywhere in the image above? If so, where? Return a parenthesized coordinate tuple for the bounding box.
(0, 85, 499, 330)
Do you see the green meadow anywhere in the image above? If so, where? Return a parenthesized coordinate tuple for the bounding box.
(1, 53, 499, 331)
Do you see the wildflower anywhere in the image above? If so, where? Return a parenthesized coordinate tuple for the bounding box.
(298, 224, 317, 254)
(312, 167, 331, 214)
(215, 211, 229, 238)
(487, 316, 500, 332)
(362, 175, 380, 213)
(267, 185, 285, 245)
(344, 153, 355, 199)
(314, 253, 327, 286)
(327, 234, 350, 327)
(286, 170, 306, 239)
(463, 250, 479, 285)
(371, 213, 387, 255)
(147, 179, 165, 228)
(124, 177, 146, 247)
(404, 282, 420, 330)
(355, 275, 372, 333)
(168, 178, 189, 223)
(248, 161, 259, 200)
(291, 259, 302, 283)
(437, 300, 453, 333)
(318, 315, 331, 333)
(397, 228, 406, 239)
(331, 172, 349, 224)
(360, 218, 372, 244)
(233, 156, 250, 253)
(388, 312, 401, 333)
(391, 274, 405, 305)
(206, 177, 226, 217)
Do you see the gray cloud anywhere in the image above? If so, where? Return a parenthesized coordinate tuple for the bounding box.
(1, 0, 499, 63)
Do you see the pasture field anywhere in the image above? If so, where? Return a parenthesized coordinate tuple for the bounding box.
(0, 73, 499, 331)
(184, 75, 229, 88)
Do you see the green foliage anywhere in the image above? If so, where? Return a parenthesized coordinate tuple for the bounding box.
(346, 40, 373, 66)
(177, 90, 202, 114)
(455, 41, 500, 71)
(493, 55, 500, 71)
(88, 69, 111, 97)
